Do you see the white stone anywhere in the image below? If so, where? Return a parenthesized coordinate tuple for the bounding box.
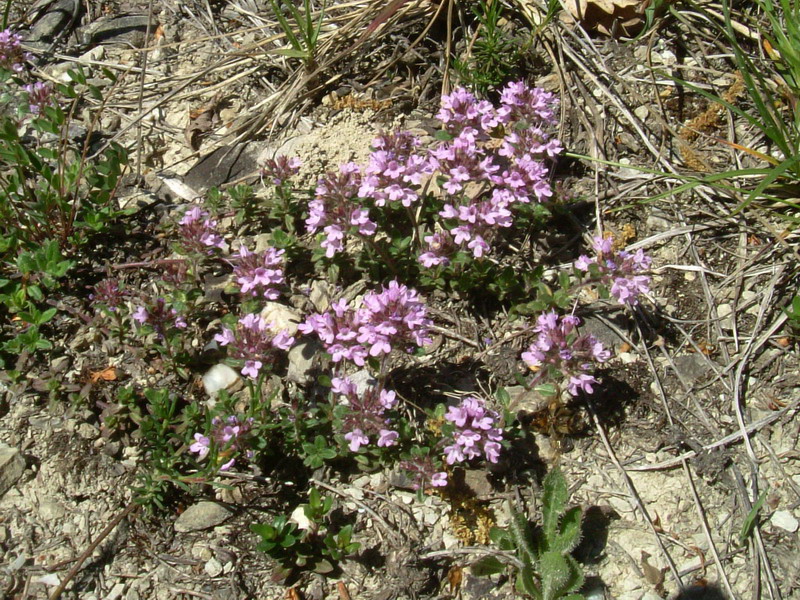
(770, 510, 799, 533)
(0, 445, 25, 497)
(289, 505, 312, 531)
(204, 557, 223, 577)
(105, 583, 126, 600)
(202, 364, 239, 397)
(260, 302, 301, 335)
(717, 303, 734, 330)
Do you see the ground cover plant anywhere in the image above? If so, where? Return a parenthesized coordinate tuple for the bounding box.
(0, 0, 799, 598)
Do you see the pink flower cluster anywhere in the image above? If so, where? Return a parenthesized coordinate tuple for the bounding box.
(306, 163, 376, 257)
(0, 29, 30, 72)
(230, 244, 284, 299)
(132, 298, 187, 338)
(422, 84, 562, 262)
(399, 456, 448, 490)
(303, 82, 562, 262)
(443, 396, 503, 465)
(262, 155, 302, 186)
(521, 312, 610, 396)
(575, 235, 652, 305)
(23, 82, 52, 115)
(178, 206, 224, 254)
(299, 280, 432, 366)
(214, 313, 295, 378)
(359, 131, 431, 207)
(190, 415, 254, 471)
(331, 377, 399, 451)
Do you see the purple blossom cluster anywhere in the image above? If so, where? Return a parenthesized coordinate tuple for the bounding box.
(306, 163, 376, 257)
(230, 244, 284, 299)
(359, 131, 431, 207)
(23, 82, 52, 115)
(331, 377, 399, 451)
(575, 235, 652, 305)
(399, 456, 448, 490)
(190, 415, 254, 471)
(521, 312, 610, 396)
(443, 397, 503, 465)
(177, 206, 224, 254)
(132, 298, 187, 338)
(90, 278, 127, 312)
(0, 29, 30, 73)
(299, 280, 432, 366)
(262, 155, 302, 186)
(214, 313, 295, 378)
(303, 82, 562, 262)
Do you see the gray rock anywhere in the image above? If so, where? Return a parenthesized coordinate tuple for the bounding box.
(673, 354, 716, 383)
(287, 339, 322, 384)
(174, 501, 232, 533)
(27, 0, 82, 47)
(0, 445, 25, 497)
(38, 497, 66, 521)
(183, 144, 260, 192)
(82, 15, 156, 48)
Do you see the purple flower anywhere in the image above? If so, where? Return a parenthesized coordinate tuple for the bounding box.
(575, 236, 652, 305)
(359, 131, 431, 207)
(190, 415, 254, 471)
(430, 472, 448, 487)
(262, 155, 302, 186)
(230, 244, 285, 299)
(189, 433, 211, 459)
(344, 429, 369, 451)
(24, 82, 53, 115)
(132, 306, 149, 324)
(521, 311, 610, 397)
(215, 313, 295, 378)
(131, 298, 186, 339)
(0, 29, 31, 72)
(306, 163, 375, 257)
(300, 281, 431, 365)
(331, 377, 400, 451)
(91, 278, 126, 312)
(400, 456, 448, 491)
(177, 206, 224, 254)
(442, 396, 503, 465)
(377, 429, 399, 447)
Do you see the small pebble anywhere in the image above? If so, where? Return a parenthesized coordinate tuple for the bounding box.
(204, 557, 223, 577)
(770, 510, 799, 533)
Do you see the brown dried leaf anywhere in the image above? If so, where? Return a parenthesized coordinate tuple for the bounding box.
(185, 93, 225, 151)
(562, 0, 646, 37)
(89, 366, 118, 384)
(447, 565, 463, 594)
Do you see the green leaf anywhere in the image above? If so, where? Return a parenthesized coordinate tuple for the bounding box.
(552, 506, 582, 554)
(542, 468, 568, 546)
(434, 129, 454, 141)
(739, 490, 767, 545)
(470, 555, 506, 577)
(540, 551, 583, 600)
(38, 307, 57, 324)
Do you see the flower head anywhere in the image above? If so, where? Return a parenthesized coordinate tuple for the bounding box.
(442, 396, 503, 465)
(575, 235, 652, 305)
(521, 312, 610, 397)
(215, 313, 295, 378)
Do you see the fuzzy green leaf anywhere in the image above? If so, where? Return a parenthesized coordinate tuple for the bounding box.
(540, 551, 583, 600)
(552, 506, 583, 554)
(542, 468, 568, 546)
(471, 555, 506, 577)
